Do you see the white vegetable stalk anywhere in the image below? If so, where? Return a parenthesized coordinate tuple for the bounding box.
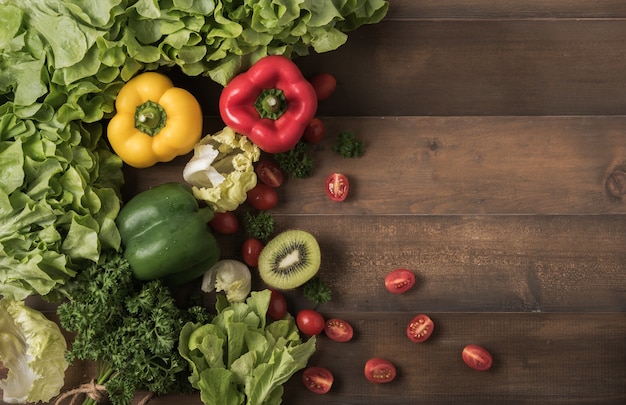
(202, 259, 252, 302)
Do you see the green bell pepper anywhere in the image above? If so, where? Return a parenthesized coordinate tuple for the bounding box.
(116, 182, 220, 286)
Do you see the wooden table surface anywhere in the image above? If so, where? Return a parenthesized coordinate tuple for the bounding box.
(26, 1, 626, 404)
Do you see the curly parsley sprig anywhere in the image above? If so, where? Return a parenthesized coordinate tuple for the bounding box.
(57, 251, 202, 405)
(333, 130, 364, 158)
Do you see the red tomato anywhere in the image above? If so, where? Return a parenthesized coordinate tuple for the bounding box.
(310, 73, 337, 101)
(385, 268, 416, 294)
(406, 314, 434, 343)
(267, 289, 288, 320)
(296, 309, 325, 336)
(325, 173, 349, 202)
(302, 366, 334, 394)
(324, 318, 354, 342)
(247, 183, 278, 210)
(255, 160, 284, 188)
(462, 344, 493, 371)
(242, 238, 264, 267)
(303, 118, 325, 144)
(208, 211, 238, 234)
(364, 358, 396, 384)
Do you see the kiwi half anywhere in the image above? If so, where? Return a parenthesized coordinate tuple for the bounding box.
(258, 229, 321, 290)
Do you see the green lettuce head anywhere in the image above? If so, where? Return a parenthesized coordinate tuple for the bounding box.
(0, 298, 68, 403)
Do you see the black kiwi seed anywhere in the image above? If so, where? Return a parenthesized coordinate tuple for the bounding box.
(258, 229, 321, 289)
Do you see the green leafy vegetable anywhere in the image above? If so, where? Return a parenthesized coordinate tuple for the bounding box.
(274, 141, 315, 179)
(179, 290, 317, 405)
(57, 251, 202, 405)
(0, 298, 68, 404)
(332, 130, 365, 158)
(302, 276, 332, 305)
(244, 211, 275, 241)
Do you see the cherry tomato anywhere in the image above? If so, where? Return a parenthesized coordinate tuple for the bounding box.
(385, 268, 416, 294)
(364, 358, 396, 384)
(462, 344, 493, 371)
(208, 211, 238, 234)
(310, 73, 337, 101)
(302, 366, 334, 394)
(325, 173, 349, 202)
(242, 238, 264, 267)
(255, 160, 284, 188)
(247, 183, 278, 210)
(303, 118, 325, 144)
(267, 289, 288, 320)
(406, 314, 434, 343)
(296, 309, 325, 336)
(324, 318, 354, 342)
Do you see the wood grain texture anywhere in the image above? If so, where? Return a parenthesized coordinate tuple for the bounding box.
(14, 1, 626, 404)
(126, 116, 626, 215)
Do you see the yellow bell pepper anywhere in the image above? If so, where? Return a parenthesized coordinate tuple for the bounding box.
(107, 72, 203, 168)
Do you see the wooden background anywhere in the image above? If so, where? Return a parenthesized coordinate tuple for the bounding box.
(27, 1, 626, 404)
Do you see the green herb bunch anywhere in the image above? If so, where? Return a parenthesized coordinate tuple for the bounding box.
(57, 251, 201, 405)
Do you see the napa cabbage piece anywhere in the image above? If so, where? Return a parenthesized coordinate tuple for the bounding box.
(183, 127, 260, 212)
(0, 298, 69, 404)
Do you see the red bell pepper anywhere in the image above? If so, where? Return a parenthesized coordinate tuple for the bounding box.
(218, 55, 318, 153)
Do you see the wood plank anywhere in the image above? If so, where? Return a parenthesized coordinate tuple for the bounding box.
(386, 0, 626, 20)
(173, 19, 626, 116)
(241, 214, 626, 313)
(125, 116, 626, 215)
(109, 313, 625, 405)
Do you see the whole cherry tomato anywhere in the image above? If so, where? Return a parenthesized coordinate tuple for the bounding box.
(267, 289, 288, 320)
(364, 358, 396, 384)
(255, 160, 284, 188)
(385, 268, 416, 294)
(242, 238, 264, 267)
(296, 309, 325, 336)
(302, 366, 334, 394)
(247, 183, 278, 210)
(462, 344, 493, 371)
(406, 314, 434, 343)
(310, 73, 336, 101)
(324, 318, 354, 342)
(209, 211, 239, 234)
(325, 173, 349, 202)
(303, 118, 325, 144)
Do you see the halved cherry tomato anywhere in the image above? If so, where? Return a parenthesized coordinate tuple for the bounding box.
(384, 268, 416, 294)
(325, 173, 349, 202)
(267, 289, 288, 320)
(296, 309, 325, 336)
(364, 358, 396, 384)
(247, 183, 278, 210)
(406, 314, 434, 343)
(302, 366, 334, 394)
(324, 318, 354, 342)
(303, 118, 325, 144)
(462, 344, 493, 371)
(242, 238, 264, 267)
(209, 211, 239, 234)
(310, 73, 336, 101)
(255, 160, 284, 188)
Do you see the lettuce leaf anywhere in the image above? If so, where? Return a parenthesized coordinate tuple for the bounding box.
(179, 290, 317, 405)
(0, 298, 69, 404)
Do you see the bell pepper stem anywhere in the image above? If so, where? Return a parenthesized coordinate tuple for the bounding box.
(198, 206, 216, 223)
(135, 100, 167, 136)
(254, 88, 287, 120)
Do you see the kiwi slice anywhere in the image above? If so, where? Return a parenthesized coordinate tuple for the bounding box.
(258, 229, 321, 289)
